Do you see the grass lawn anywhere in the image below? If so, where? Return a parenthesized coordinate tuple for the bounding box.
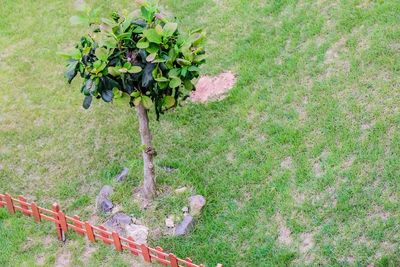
(1, 0, 399, 266)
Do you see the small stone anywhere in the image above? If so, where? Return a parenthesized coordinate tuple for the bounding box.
(188, 195, 206, 216)
(182, 206, 189, 214)
(175, 187, 188, 193)
(104, 212, 133, 230)
(115, 167, 129, 182)
(125, 224, 149, 244)
(96, 185, 114, 213)
(165, 216, 175, 228)
(99, 185, 113, 197)
(99, 199, 113, 213)
(161, 166, 177, 173)
(174, 215, 195, 236)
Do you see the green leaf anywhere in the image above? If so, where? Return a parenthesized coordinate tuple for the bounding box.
(142, 95, 153, 109)
(82, 95, 92, 109)
(137, 39, 149, 49)
(194, 54, 207, 63)
(143, 29, 162, 44)
(134, 96, 142, 106)
(184, 80, 194, 90)
(95, 47, 108, 61)
(146, 44, 159, 54)
(169, 77, 181, 88)
(64, 60, 78, 83)
(112, 87, 122, 99)
(146, 53, 156, 62)
(163, 22, 177, 37)
(70, 15, 89, 25)
(155, 77, 169, 82)
(130, 91, 140, 97)
(84, 79, 97, 95)
(128, 66, 142, 74)
(188, 66, 200, 72)
(163, 95, 175, 108)
(108, 67, 120, 77)
(155, 24, 163, 34)
(101, 89, 113, 102)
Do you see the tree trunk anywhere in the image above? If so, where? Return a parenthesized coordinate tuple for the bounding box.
(136, 103, 156, 200)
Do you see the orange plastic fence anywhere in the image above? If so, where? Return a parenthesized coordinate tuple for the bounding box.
(0, 193, 223, 267)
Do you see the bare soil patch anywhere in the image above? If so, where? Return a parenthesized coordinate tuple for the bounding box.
(191, 71, 236, 102)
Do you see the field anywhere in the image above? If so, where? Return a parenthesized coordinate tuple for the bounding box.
(0, 0, 399, 266)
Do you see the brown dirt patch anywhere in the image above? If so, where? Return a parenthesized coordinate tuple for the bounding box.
(55, 249, 71, 267)
(190, 71, 236, 102)
(276, 213, 293, 246)
(299, 232, 315, 254)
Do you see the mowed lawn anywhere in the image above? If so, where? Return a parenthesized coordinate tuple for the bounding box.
(1, 0, 399, 266)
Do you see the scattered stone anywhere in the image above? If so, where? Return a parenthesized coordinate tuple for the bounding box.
(182, 206, 189, 215)
(188, 195, 206, 216)
(125, 224, 149, 244)
(161, 166, 177, 173)
(96, 185, 114, 213)
(105, 212, 133, 227)
(115, 167, 129, 182)
(165, 216, 175, 228)
(190, 71, 236, 102)
(175, 187, 188, 193)
(174, 215, 195, 236)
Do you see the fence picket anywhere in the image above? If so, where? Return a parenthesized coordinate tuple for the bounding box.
(52, 203, 65, 241)
(156, 246, 168, 266)
(73, 215, 84, 235)
(18, 196, 30, 216)
(141, 244, 152, 262)
(5, 193, 15, 214)
(169, 253, 179, 267)
(85, 221, 95, 242)
(112, 231, 122, 252)
(127, 236, 139, 256)
(31, 202, 41, 222)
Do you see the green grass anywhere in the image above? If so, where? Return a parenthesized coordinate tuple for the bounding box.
(1, 0, 400, 266)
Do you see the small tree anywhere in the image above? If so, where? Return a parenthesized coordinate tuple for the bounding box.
(64, 2, 206, 200)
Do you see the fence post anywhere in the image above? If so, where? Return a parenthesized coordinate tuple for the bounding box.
(156, 246, 168, 266)
(141, 244, 152, 262)
(73, 215, 84, 235)
(31, 202, 41, 222)
(127, 237, 139, 255)
(5, 193, 15, 214)
(112, 231, 122, 252)
(185, 257, 193, 267)
(85, 221, 96, 242)
(18, 196, 30, 216)
(52, 203, 65, 241)
(169, 253, 179, 267)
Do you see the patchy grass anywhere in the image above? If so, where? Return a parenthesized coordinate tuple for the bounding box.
(1, 0, 400, 266)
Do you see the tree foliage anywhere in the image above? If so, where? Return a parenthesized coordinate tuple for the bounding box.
(64, 2, 206, 119)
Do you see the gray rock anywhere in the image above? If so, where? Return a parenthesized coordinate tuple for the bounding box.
(105, 212, 132, 228)
(115, 167, 129, 182)
(188, 195, 206, 216)
(96, 185, 114, 213)
(161, 166, 177, 173)
(125, 224, 149, 244)
(174, 215, 195, 236)
(100, 185, 113, 197)
(165, 216, 175, 228)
